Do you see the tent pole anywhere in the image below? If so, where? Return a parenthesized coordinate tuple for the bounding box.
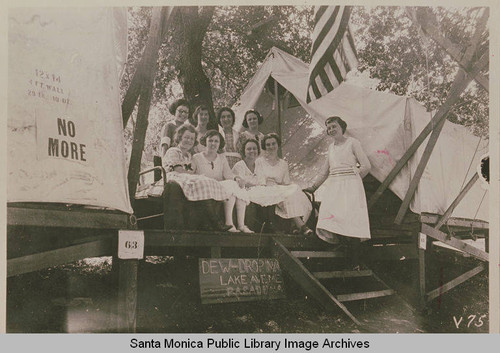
(434, 173, 479, 230)
(274, 78, 282, 158)
(122, 8, 175, 128)
(127, 7, 173, 207)
(408, 8, 489, 92)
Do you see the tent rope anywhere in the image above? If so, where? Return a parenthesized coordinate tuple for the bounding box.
(470, 189, 487, 238)
(459, 135, 482, 191)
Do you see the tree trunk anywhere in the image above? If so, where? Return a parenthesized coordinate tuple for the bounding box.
(176, 7, 217, 130)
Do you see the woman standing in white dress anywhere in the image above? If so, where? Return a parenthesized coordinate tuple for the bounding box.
(192, 130, 253, 233)
(304, 116, 371, 244)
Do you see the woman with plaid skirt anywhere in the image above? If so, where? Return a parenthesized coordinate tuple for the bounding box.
(163, 125, 233, 232)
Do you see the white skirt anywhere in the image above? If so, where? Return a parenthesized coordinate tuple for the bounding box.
(316, 174, 370, 241)
(220, 180, 250, 204)
(247, 184, 312, 219)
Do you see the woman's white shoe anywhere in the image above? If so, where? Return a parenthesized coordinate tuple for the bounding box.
(238, 225, 254, 233)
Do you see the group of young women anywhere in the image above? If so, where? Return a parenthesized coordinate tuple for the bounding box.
(157, 98, 372, 242)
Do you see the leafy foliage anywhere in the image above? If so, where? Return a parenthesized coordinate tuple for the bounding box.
(121, 5, 489, 167)
(352, 6, 488, 137)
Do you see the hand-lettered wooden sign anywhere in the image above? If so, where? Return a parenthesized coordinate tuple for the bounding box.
(199, 258, 286, 304)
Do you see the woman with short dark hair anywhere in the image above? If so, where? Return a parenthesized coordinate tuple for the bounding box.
(237, 133, 312, 235)
(159, 98, 191, 157)
(162, 125, 233, 232)
(239, 109, 265, 146)
(304, 116, 371, 243)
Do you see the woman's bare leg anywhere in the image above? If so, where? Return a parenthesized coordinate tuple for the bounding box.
(235, 199, 247, 228)
(223, 195, 236, 226)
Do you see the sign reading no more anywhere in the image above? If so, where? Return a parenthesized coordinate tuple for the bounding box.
(199, 258, 286, 304)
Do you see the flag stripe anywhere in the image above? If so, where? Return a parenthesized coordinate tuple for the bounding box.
(318, 67, 334, 92)
(310, 8, 347, 69)
(309, 22, 350, 88)
(306, 5, 358, 103)
(311, 6, 342, 58)
(314, 5, 327, 24)
(309, 8, 351, 79)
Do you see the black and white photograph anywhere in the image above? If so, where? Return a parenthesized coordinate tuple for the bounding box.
(3, 0, 498, 340)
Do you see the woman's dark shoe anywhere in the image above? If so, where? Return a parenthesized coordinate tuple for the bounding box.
(211, 222, 232, 232)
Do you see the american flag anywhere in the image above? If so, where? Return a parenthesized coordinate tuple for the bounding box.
(306, 6, 358, 103)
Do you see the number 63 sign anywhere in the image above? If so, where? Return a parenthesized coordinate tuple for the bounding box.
(118, 230, 145, 259)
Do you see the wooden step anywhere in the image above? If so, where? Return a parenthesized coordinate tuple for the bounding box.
(336, 289, 395, 302)
(291, 250, 345, 258)
(313, 270, 373, 279)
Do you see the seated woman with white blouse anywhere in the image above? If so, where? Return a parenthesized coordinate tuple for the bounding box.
(232, 135, 313, 235)
(192, 130, 253, 233)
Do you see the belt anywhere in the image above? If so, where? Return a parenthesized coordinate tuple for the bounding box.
(329, 167, 356, 177)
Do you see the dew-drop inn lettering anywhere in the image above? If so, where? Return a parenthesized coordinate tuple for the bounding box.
(47, 118, 86, 161)
(199, 258, 286, 304)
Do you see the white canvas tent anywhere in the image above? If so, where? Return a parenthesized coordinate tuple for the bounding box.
(232, 47, 488, 222)
(8, 8, 133, 214)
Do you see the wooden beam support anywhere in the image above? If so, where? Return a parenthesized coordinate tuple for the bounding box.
(144, 230, 316, 249)
(420, 213, 488, 229)
(274, 78, 283, 158)
(122, 7, 175, 127)
(412, 8, 489, 92)
(434, 174, 479, 230)
(418, 247, 426, 309)
(117, 259, 138, 333)
(395, 112, 447, 224)
(290, 250, 345, 258)
(426, 264, 485, 302)
(272, 239, 361, 326)
(336, 289, 394, 302)
(210, 246, 221, 258)
(394, 49, 488, 224)
(127, 7, 173, 206)
(7, 206, 129, 229)
(421, 224, 488, 262)
(313, 270, 373, 279)
(7, 238, 113, 277)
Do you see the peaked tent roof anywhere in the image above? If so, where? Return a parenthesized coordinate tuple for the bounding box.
(232, 47, 488, 222)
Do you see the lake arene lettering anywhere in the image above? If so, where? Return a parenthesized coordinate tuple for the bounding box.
(48, 118, 87, 161)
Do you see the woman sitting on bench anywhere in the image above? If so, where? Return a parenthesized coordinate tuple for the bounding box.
(192, 130, 253, 233)
(163, 125, 238, 232)
(232, 135, 313, 235)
